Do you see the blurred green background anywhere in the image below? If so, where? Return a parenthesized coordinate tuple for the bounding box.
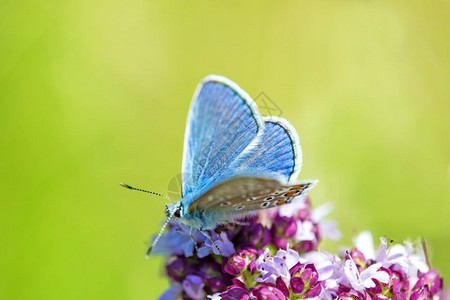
(1, 0, 449, 299)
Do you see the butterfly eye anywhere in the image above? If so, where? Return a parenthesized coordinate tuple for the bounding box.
(165, 205, 182, 218)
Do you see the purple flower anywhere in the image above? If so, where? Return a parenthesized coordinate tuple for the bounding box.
(154, 199, 442, 300)
(255, 247, 301, 286)
(198, 232, 235, 258)
(182, 275, 205, 300)
(224, 248, 257, 277)
(250, 284, 286, 300)
(153, 223, 195, 257)
(349, 248, 368, 268)
(268, 203, 321, 253)
(289, 276, 304, 294)
(166, 256, 189, 282)
(214, 285, 249, 300)
(290, 263, 322, 297)
(237, 223, 271, 249)
(367, 267, 391, 294)
(410, 286, 431, 300)
(271, 216, 297, 249)
(198, 259, 230, 293)
(297, 264, 320, 286)
(305, 280, 322, 298)
(275, 277, 289, 298)
(197, 258, 223, 279)
(158, 284, 182, 300)
(413, 270, 442, 295)
(336, 289, 367, 300)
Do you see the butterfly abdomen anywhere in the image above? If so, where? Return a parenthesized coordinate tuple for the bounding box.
(181, 205, 247, 230)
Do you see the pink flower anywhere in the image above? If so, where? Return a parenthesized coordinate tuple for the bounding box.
(215, 286, 249, 300)
(250, 284, 286, 300)
(155, 202, 442, 300)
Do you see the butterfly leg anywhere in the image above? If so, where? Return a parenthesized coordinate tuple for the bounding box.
(189, 227, 199, 253)
(199, 230, 222, 255)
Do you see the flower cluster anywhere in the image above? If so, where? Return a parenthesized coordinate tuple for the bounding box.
(155, 197, 443, 299)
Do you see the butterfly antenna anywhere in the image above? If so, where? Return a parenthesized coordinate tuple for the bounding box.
(145, 203, 180, 259)
(120, 183, 172, 202)
(384, 236, 394, 260)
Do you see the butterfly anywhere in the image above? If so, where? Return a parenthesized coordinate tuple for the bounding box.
(122, 75, 318, 257)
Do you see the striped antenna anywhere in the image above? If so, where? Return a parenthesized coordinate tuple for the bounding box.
(145, 203, 180, 259)
(120, 183, 172, 201)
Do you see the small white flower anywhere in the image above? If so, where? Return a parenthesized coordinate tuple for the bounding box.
(344, 258, 389, 292)
(302, 251, 335, 281)
(353, 231, 376, 260)
(256, 245, 304, 286)
(208, 293, 222, 300)
(377, 237, 429, 277)
(275, 246, 303, 270)
(311, 202, 334, 223)
(312, 202, 341, 241)
(278, 196, 308, 217)
(319, 220, 342, 241)
(295, 220, 316, 241)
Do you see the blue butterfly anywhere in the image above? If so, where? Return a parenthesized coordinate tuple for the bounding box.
(122, 75, 317, 257)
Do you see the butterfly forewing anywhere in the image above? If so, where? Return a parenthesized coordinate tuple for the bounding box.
(181, 76, 264, 199)
(187, 176, 318, 214)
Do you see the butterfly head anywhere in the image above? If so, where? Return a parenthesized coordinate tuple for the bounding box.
(164, 201, 198, 228)
(165, 203, 183, 219)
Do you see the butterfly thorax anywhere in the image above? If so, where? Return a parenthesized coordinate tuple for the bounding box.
(165, 197, 233, 231)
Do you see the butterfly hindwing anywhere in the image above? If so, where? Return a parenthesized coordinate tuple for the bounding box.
(238, 180, 317, 211)
(227, 116, 301, 182)
(186, 176, 318, 214)
(181, 76, 264, 199)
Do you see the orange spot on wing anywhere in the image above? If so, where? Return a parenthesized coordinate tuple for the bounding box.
(277, 198, 286, 206)
(286, 191, 296, 197)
